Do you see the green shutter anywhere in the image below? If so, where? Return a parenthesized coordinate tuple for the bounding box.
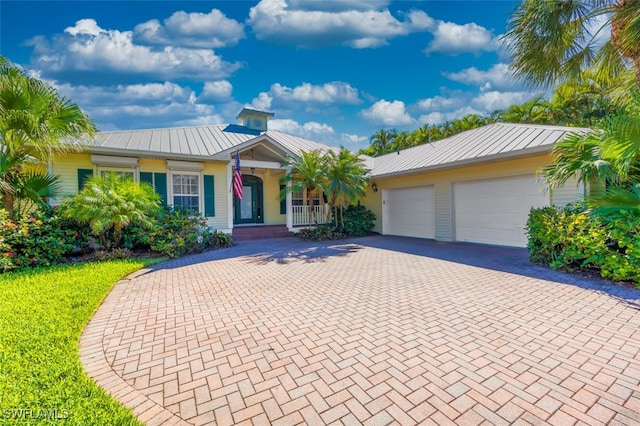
(77, 169, 93, 191)
(154, 173, 167, 205)
(204, 175, 215, 217)
(139, 172, 153, 186)
(280, 184, 286, 214)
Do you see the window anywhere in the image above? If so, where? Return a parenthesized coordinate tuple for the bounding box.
(172, 173, 200, 212)
(99, 168, 135, 181)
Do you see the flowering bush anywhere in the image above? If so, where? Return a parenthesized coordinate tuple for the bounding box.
(0, 207, 90, 272)
(123, 207, 233, 258)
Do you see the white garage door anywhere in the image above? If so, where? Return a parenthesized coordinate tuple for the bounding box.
(454, 175, 549, 247)
(383, 186, 435, 239)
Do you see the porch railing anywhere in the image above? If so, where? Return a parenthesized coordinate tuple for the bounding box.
(292, 205, 327, 226)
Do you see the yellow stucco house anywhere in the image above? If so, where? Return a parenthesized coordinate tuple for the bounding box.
(50, 108, 585, 247)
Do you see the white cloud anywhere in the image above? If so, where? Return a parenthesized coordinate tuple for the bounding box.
(47, 79, 237, 130)
(471, 91, 532, 112)
(360, 100, 414, 126)
(271, 81, 360, 104)
(251, 81, 361, 112)
(251, 92, 274, 110)
(417, 94, 468, 111)
(425, 21, 498, 55)
(133, 9, 245, 48)
(286, 0, 390, 12)
(27, 19, 240, 81)
(199, 80, 233, 102)
(248, 0, 433, 48)
(443, 63, 522, 91)
(341, 133, 368, 145)
(418, 107, 482, 125)
(269, 118, 335, 137)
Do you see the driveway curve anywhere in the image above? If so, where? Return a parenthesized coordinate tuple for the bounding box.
(80, 236, 640, 425)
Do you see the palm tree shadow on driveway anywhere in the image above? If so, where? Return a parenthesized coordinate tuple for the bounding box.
(136, 235, 640, 309)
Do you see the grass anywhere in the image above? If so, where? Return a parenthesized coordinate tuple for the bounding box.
(0, 259, 161, 425)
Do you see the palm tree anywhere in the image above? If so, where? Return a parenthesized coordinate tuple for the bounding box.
(62, 175, 161, 248)
(541, 91, 640, 211)
(324, 149, 368, 228)
(369, 129, 397, 156)
(280, 150, 328, 224)
(503, 0, 640, 94)
(501, 95, 552, 124)
(0, 55, 96, 215)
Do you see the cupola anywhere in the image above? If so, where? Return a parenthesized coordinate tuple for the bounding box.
(236, 108, 274, 132)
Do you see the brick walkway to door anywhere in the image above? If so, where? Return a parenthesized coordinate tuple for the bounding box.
(80, 236, 640, 425)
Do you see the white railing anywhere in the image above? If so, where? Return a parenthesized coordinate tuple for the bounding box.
(292, 205, 327, 226)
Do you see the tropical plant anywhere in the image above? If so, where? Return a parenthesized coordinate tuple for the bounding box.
(368, 129, 397, 156)
(541, 91, 640, 211)
(324, 149, 368, 228)
(0, 55, 96, 215)
(280, 150, 329, 224)
(62, 175, 161, 249)
(502, 0, 640, 99)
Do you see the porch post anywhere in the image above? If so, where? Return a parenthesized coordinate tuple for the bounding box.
(286, 167, 293, 231)
(227, 160, 234, 231)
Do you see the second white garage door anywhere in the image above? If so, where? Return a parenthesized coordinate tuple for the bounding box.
(454, 175, 549, 247)
(383, 186, 435, 239)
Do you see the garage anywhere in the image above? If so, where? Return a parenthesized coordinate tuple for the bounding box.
(382, 186, 435, 239)
(454, 175, 549, 247)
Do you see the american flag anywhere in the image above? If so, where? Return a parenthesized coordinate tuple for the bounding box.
(233, 150, 243, 200)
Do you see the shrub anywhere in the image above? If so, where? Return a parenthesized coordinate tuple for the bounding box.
(526, 202, 640, 284)
(0, 207, 90, 272)
(297, 225, 344, 241)
(338, 204, 376, 237)
(124, 207, 233, 258)
(62, 175, 160, 249)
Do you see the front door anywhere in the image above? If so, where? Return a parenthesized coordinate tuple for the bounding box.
(234, 175, 264, 224)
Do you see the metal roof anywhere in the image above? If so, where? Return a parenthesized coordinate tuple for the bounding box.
(371, 123, 589, 178)
(83, 122, 584, 174)
(87, 124, 337, 161)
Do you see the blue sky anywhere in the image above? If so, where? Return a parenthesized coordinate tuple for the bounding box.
(1, 0, 534, 149)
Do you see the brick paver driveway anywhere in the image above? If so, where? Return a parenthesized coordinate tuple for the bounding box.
(80, 236, 640, 425)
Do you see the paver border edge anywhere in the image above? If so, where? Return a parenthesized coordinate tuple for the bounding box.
(79, 268, 190, 426)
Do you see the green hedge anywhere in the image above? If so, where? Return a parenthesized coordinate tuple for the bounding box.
(526, 203, 640, 284)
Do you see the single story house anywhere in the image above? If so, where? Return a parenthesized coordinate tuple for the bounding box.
(49, 108, 586, 247)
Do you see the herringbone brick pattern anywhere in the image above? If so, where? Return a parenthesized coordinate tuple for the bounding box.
(80, 236, 640, 425)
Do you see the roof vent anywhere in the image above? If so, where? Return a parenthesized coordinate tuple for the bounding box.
(236, 108, 274, 132)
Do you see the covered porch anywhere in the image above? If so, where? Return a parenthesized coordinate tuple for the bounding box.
(220, 137, 329, 234)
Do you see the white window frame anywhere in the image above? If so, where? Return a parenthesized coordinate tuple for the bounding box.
(168, 171, 203, 214)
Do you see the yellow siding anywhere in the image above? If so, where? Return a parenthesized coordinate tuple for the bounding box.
(203, 162, 229, 230)
(362, 186, 382, 233)
(261, 171, 287, 225)
(369, 154, 556, 242)
(51, 153, 93, 202)
(138, 159, 166, 173)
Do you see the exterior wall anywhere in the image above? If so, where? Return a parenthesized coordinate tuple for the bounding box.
(550, 175, 583, 207)
(362, 186, 382, 233)
(203, 162, 230, 231)
(50, 153, 232, 231)
(367, 153, 584, 242)
(51, 153, 93, 201)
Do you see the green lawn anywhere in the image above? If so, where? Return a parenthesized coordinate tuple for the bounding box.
(0, 260, 160, 425)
